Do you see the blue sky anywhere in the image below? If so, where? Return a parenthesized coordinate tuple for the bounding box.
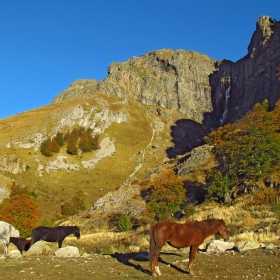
(1, 1, 279, 119)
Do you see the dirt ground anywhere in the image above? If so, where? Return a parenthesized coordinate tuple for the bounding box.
(0, 244, 279, 280)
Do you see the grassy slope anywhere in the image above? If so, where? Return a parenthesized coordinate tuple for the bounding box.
(0, 93, 181, 222)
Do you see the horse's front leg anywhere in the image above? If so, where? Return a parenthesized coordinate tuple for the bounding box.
(188, 244, 199, 275)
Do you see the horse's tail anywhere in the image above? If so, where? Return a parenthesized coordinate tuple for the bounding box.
(149, 224, 156, 268)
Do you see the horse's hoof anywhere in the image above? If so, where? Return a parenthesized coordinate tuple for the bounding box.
(189, 270, 195, 276)
(152, 272, 162, 277)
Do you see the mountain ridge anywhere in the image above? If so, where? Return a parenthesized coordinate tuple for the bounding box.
(0, 15, 279, 223)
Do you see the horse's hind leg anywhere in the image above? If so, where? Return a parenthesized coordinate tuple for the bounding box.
(151, 245, 163, 277)
(188, 244, 199, 275)
(3, 241, 8, 254)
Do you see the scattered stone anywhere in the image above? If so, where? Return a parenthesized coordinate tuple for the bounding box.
(7, 250, 22, 259)
(238, 241, 265, 252)
(206, 240, 235, 253)
(55, 246, 80, 258)
(24, 241, 53, 256)
(265, 243, 275, 250)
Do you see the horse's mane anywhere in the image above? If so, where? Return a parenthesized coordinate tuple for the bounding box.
(184, 218, 222, 224)
(183, 218, 224, 229)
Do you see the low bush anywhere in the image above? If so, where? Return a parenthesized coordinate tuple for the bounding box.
(117, 215, 131, 232)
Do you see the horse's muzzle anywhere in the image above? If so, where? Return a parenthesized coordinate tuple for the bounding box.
(224, 237, 229, 242)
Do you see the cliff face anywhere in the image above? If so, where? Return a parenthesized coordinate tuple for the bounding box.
(208, 16, 280, 127)
(53, 16, 280, 154)
(54, 49, 217, 124)
(54, 16, 280, 130)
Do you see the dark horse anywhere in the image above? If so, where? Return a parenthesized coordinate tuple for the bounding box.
(30, 226, 80, 249)
(10, 237, 31, 253)
(149, 218, 229, 276)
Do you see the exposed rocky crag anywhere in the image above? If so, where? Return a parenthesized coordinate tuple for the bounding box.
(207, 16, 280, 128)
(54, 51, 216, 124)
(52, 16, 280, 158)
(54, 16, 280, 132)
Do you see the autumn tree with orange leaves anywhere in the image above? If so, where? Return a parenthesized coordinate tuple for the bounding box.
(0, 182, 40, 237)
(205, 100, 280, 201)
(146, 169, 186, 221)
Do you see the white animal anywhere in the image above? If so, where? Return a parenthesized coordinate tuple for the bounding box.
(0, 221, 12, 254)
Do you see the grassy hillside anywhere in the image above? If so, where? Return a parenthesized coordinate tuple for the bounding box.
(0, 93, 186, 222)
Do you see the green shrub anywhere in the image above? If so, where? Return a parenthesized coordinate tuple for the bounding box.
(117, 215, 131, 232)
(66, 142, 78, 155)
(204, 100, 280, 202)
(54, 132, 64, 146)
(184, 204, 196, 218)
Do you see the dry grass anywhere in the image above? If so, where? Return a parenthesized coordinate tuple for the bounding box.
(187, 200, 279, 247)
(0, 94, 174, 222)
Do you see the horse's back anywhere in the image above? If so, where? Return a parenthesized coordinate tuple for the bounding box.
(152, 220, 204, 248)
(152, 221, 182, 241)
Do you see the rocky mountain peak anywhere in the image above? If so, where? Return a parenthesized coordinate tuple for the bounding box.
(248, 15, 275, 58)
(52, 15, 280, 155)
(54, 16, 280, 132)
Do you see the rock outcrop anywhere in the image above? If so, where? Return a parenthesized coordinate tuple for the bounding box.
(207, 16, 280, 128)
(53, 16, 280, 132)
(54, 50, 216, 124)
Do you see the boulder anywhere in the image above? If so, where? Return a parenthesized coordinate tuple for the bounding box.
(54, 246, 80, 258)
(238, 241, 265, 252)
(7, 250, 21, 259)
(206, 240, 235, 253)
(24, 241, 53, 256)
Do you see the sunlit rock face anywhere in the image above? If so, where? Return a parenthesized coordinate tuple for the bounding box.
(54, 16, 280, 149)
(55, 49, 217, 124)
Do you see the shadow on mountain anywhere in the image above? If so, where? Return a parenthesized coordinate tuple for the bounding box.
(184, 181, 208, 205)
(166, 67, 223, 159)
(166, 119, 208, 159)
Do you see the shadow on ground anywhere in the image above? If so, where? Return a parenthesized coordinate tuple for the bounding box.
(111, 251, 189, 276)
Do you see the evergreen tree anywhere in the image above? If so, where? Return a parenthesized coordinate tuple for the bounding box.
(54, 132, 64, 146)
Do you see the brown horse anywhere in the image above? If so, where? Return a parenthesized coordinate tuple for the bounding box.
(149, 218, 229, 276)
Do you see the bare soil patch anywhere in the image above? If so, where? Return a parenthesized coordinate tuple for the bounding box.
(1, 244, 279, 280)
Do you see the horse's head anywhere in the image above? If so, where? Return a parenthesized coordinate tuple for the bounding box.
(217, 219, 229, 241)
(74, 226, 81, 240)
